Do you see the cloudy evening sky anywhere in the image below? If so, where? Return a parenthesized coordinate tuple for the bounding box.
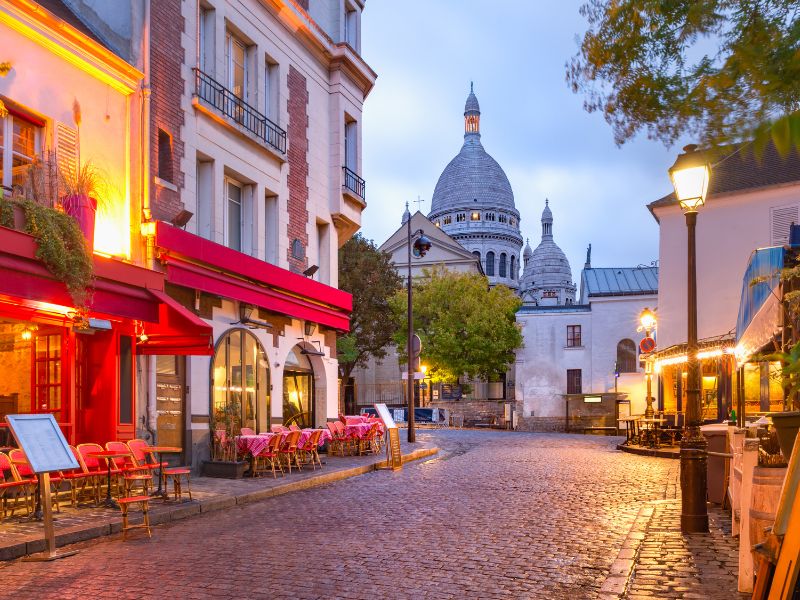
(360, 0, 688, 274)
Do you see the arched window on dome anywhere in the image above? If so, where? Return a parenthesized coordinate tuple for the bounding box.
(499, 253, 507, 277)
(616, 339, 637, 373)
(486, 251, 495, 276)
(472, 250, 481, 266)
(485, 212, 495, 221)
(498, 214, 507, 224)
(456, 213, 466, 223)
(443, 215, 452, 225)
(510, 256, 516, 280)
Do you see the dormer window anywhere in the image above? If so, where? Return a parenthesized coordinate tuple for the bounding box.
(485, 212, 495, 221)
(498, 214, 507, 224)
(471, 212, 480, 221)
(443, 215, 452, 225)
(456, 213, 466, 222)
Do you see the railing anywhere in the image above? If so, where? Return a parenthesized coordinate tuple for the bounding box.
(342, 166, 365, 199)
(193, 68, 286, 154)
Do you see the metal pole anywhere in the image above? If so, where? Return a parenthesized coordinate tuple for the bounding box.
(680, 210, 709, 533)
(407, 216, 415, 443)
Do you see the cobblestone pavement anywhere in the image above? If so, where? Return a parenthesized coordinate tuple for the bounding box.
(0, 430, 743, 599)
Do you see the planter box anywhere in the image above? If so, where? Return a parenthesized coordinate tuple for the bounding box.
(769, 411, 800, 459)
(201, 459, 248, 479)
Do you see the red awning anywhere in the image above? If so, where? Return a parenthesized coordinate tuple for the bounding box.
(136, 289, 214, 356)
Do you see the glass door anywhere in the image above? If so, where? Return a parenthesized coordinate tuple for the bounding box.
(33, 328, 70, 439)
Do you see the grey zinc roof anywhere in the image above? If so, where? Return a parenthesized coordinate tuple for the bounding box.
(582, 267, 658, 297)
(465, 89, 480, 114)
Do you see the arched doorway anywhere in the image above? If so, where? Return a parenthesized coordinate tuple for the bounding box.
(211, 328, 270, 433)
(283, 345, 314, 428)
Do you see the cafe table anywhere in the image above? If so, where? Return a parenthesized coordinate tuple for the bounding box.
(145, 446, 182, 498)
(88, 450, 130, 509)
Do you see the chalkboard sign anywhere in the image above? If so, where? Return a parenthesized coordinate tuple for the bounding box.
(388, 428, 402, 471)
(5, 414, 79, 474)
(374, 403, 397, 429)
(441, 384, 462, 400)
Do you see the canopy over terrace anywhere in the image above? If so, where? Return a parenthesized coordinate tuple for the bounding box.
(0, 225, 213, 445)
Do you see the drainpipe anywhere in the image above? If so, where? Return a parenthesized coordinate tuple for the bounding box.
(141, 0, 153, 263)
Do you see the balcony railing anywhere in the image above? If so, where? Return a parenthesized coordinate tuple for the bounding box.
(342, 166, 365, 199)
(193, 68, 286, 155)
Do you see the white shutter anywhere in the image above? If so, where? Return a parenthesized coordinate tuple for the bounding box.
(770, 205, 799, 246)
(54, 122, 78, 182)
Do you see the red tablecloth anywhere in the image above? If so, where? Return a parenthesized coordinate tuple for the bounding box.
(236, 435, 273, 457)
(344, 422, 384, 438)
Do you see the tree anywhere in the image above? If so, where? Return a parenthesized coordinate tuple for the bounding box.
(567, 1, 800, 152)
(337, 234, 403, 409)
(390, 267, 523, 383)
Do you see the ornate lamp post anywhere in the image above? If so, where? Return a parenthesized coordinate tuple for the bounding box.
(406, 214, 431, 443)
(639, 307, 657, 418)
(669, 144, 711, 534)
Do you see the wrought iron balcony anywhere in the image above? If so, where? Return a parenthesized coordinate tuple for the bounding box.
(342, 166, 365, 200)
(193, 68, 286, 154)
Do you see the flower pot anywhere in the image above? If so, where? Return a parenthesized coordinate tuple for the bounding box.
(201, 459, 248, 479)
(62, 194, 97, 250)
(769, 411, 800, 459)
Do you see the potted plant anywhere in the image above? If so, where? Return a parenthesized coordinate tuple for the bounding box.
(763, 340, 800, 459)
(202, 398, 248, 478)
(60, 162, 108, 251)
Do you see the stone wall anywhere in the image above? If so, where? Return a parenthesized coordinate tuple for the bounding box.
(436, 399, 507, 427)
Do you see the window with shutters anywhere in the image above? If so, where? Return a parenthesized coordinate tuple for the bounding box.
(54, 122, 78, 186)
(0, 111, 41, 190)
(770, 205, 800, 246)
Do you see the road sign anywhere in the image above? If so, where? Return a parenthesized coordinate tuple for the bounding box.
(640, 337, 656, 353)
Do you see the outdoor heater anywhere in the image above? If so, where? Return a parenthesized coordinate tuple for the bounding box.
(668, 144, 711, 534)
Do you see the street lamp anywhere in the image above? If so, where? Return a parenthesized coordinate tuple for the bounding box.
(406, 212, 431, 443)
(638, 307, 657, 418)
(669, 144, 711, 534)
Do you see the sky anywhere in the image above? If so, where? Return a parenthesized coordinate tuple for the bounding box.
(359, 0, 688, 274)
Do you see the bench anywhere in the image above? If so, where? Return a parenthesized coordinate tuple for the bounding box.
(581, 426, 618, 436)
(472, 415, 498, 429)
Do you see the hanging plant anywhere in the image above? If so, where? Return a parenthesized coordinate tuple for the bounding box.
(19, 199, 93, 308)
(0, 196, 13, 228)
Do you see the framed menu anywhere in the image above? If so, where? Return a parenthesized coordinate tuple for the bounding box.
(374, 403, 397, 429)
(5, 414, 79, 473)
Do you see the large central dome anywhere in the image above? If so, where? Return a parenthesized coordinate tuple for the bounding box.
(429, 86, 516, 216)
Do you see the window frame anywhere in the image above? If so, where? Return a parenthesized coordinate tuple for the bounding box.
(616, 338, 638, 373)
(486, 251, 495, 276)
(225, 177, 243, 252)
(226, 30, 248, 100)
(567, 325, 582, 348)
(1, 112, 42, 190)
(567, 369, 582, 394)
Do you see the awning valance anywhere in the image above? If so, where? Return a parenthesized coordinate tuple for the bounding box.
(136, 289, 214, 356)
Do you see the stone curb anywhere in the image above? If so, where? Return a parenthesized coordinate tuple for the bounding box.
(617, 443, 680, 459)
(598, 502, 656, 599)
(2, 446, 439, 561)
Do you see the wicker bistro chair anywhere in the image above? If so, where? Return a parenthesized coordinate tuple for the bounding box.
(78, 443, 122, 500)
(253, 433, 284, 479)
(298, 430, 323, 470)
(333, 421, 357, 455)
(10, 449, 66, 512)
(128, 439, 167, 471)
(60, 446, 99, 507)
(358, 423, 381, 456)
(277, 430, 303, 474)
(105, 442, 152, 496)
(0, 452, 34, 519)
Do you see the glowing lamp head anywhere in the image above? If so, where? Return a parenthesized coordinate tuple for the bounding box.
(412, 233, 432, 258)
(669, 145, 711, 213)
(639, 307, 656, 331)
(20, 326, 33, 341)
(420, 364, 427, 374)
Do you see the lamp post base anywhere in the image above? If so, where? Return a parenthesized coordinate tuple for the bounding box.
(679, 427, 709, 533)
(644, 396, 654, 419)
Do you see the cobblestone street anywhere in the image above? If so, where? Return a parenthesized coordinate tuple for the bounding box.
(0, 430, 742, 599)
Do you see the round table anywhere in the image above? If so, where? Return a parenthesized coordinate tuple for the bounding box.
(146, 446, 183, 498)
(88, 451, 130, 509)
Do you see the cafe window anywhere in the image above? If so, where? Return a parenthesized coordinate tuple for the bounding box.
(119, 336, 133, 424)
(567, 325, 581, 348)
(212, 328, 270, 434)
(567, 369, 582, 394)
(1, 111, 41, 189)
(283, 345, 314, 428)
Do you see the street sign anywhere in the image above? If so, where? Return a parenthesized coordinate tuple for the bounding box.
(640, 336, 656, 353)
(401, 371, 425, 380)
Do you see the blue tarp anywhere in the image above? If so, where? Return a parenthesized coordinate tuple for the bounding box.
(736, 246, 784, 342)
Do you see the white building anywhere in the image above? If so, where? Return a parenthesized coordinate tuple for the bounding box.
(514, 203, 658, 431)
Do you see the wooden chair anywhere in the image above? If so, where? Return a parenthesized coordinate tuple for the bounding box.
(10, 449, 65, 512)
(299, 430, 323, 470)
(333, 421, 356, 455)
(162, 466, 192, 501)
(61, 446, 99, 507)
(0, 452, 33, 519)
(253, 433, 283, 478)
(289, 424, 301, 432)
(118, 496, 151, 540)
(78, 443, 121, 499)
(326, 422, 344, 456)
(105, 442, 152, 496)
(277, 430, 302, 474)
(358, 423, 381, 456)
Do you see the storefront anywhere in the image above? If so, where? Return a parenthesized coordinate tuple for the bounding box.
(283, 345, 314, 428)
(653, 336, 736, 422)
(0, 226, 213, 446)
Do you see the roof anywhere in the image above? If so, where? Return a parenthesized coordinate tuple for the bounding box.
(649, 142, 800, 215)
(581, 267, 658, 297)
(517, 304, 591, 314)
(35, 0, 111, 49)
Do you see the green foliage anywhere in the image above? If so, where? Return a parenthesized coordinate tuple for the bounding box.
(390, 267, 523, 383)
(763, 340, 800, 411)
(568, 1, 800, 151)
(0, 196, 13, 228)
(20, 200, 94, 308)
(337, 234, 404, 383)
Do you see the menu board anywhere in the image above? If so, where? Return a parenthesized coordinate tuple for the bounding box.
(374, 403, 397, 429)
(5, 414, 79, 473)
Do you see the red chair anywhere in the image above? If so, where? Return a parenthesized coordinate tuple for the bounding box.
(253, 434, 283, 479)
(127, 439, 165, 470)
(78, 443, 122, 500)
(9, 449, 65, 511)
(358, 422, 381, 456)
(277, 430, 302, 474)
(0, 452, 33, 519)
(334, 421, 356, 455)
(270, 425, 288, 433)
(299, 430, 323, 470)
(60, 445, 99, 507)
(289, 424, 301, 432)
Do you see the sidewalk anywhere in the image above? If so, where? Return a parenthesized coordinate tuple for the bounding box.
(601, 462, 747, 599)
(0, 439, 438, 561)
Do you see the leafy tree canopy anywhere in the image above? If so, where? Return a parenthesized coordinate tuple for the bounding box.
(390, 267, 523, 383)
(568, 1, 800, 152)
(337, 234, 403, 383)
